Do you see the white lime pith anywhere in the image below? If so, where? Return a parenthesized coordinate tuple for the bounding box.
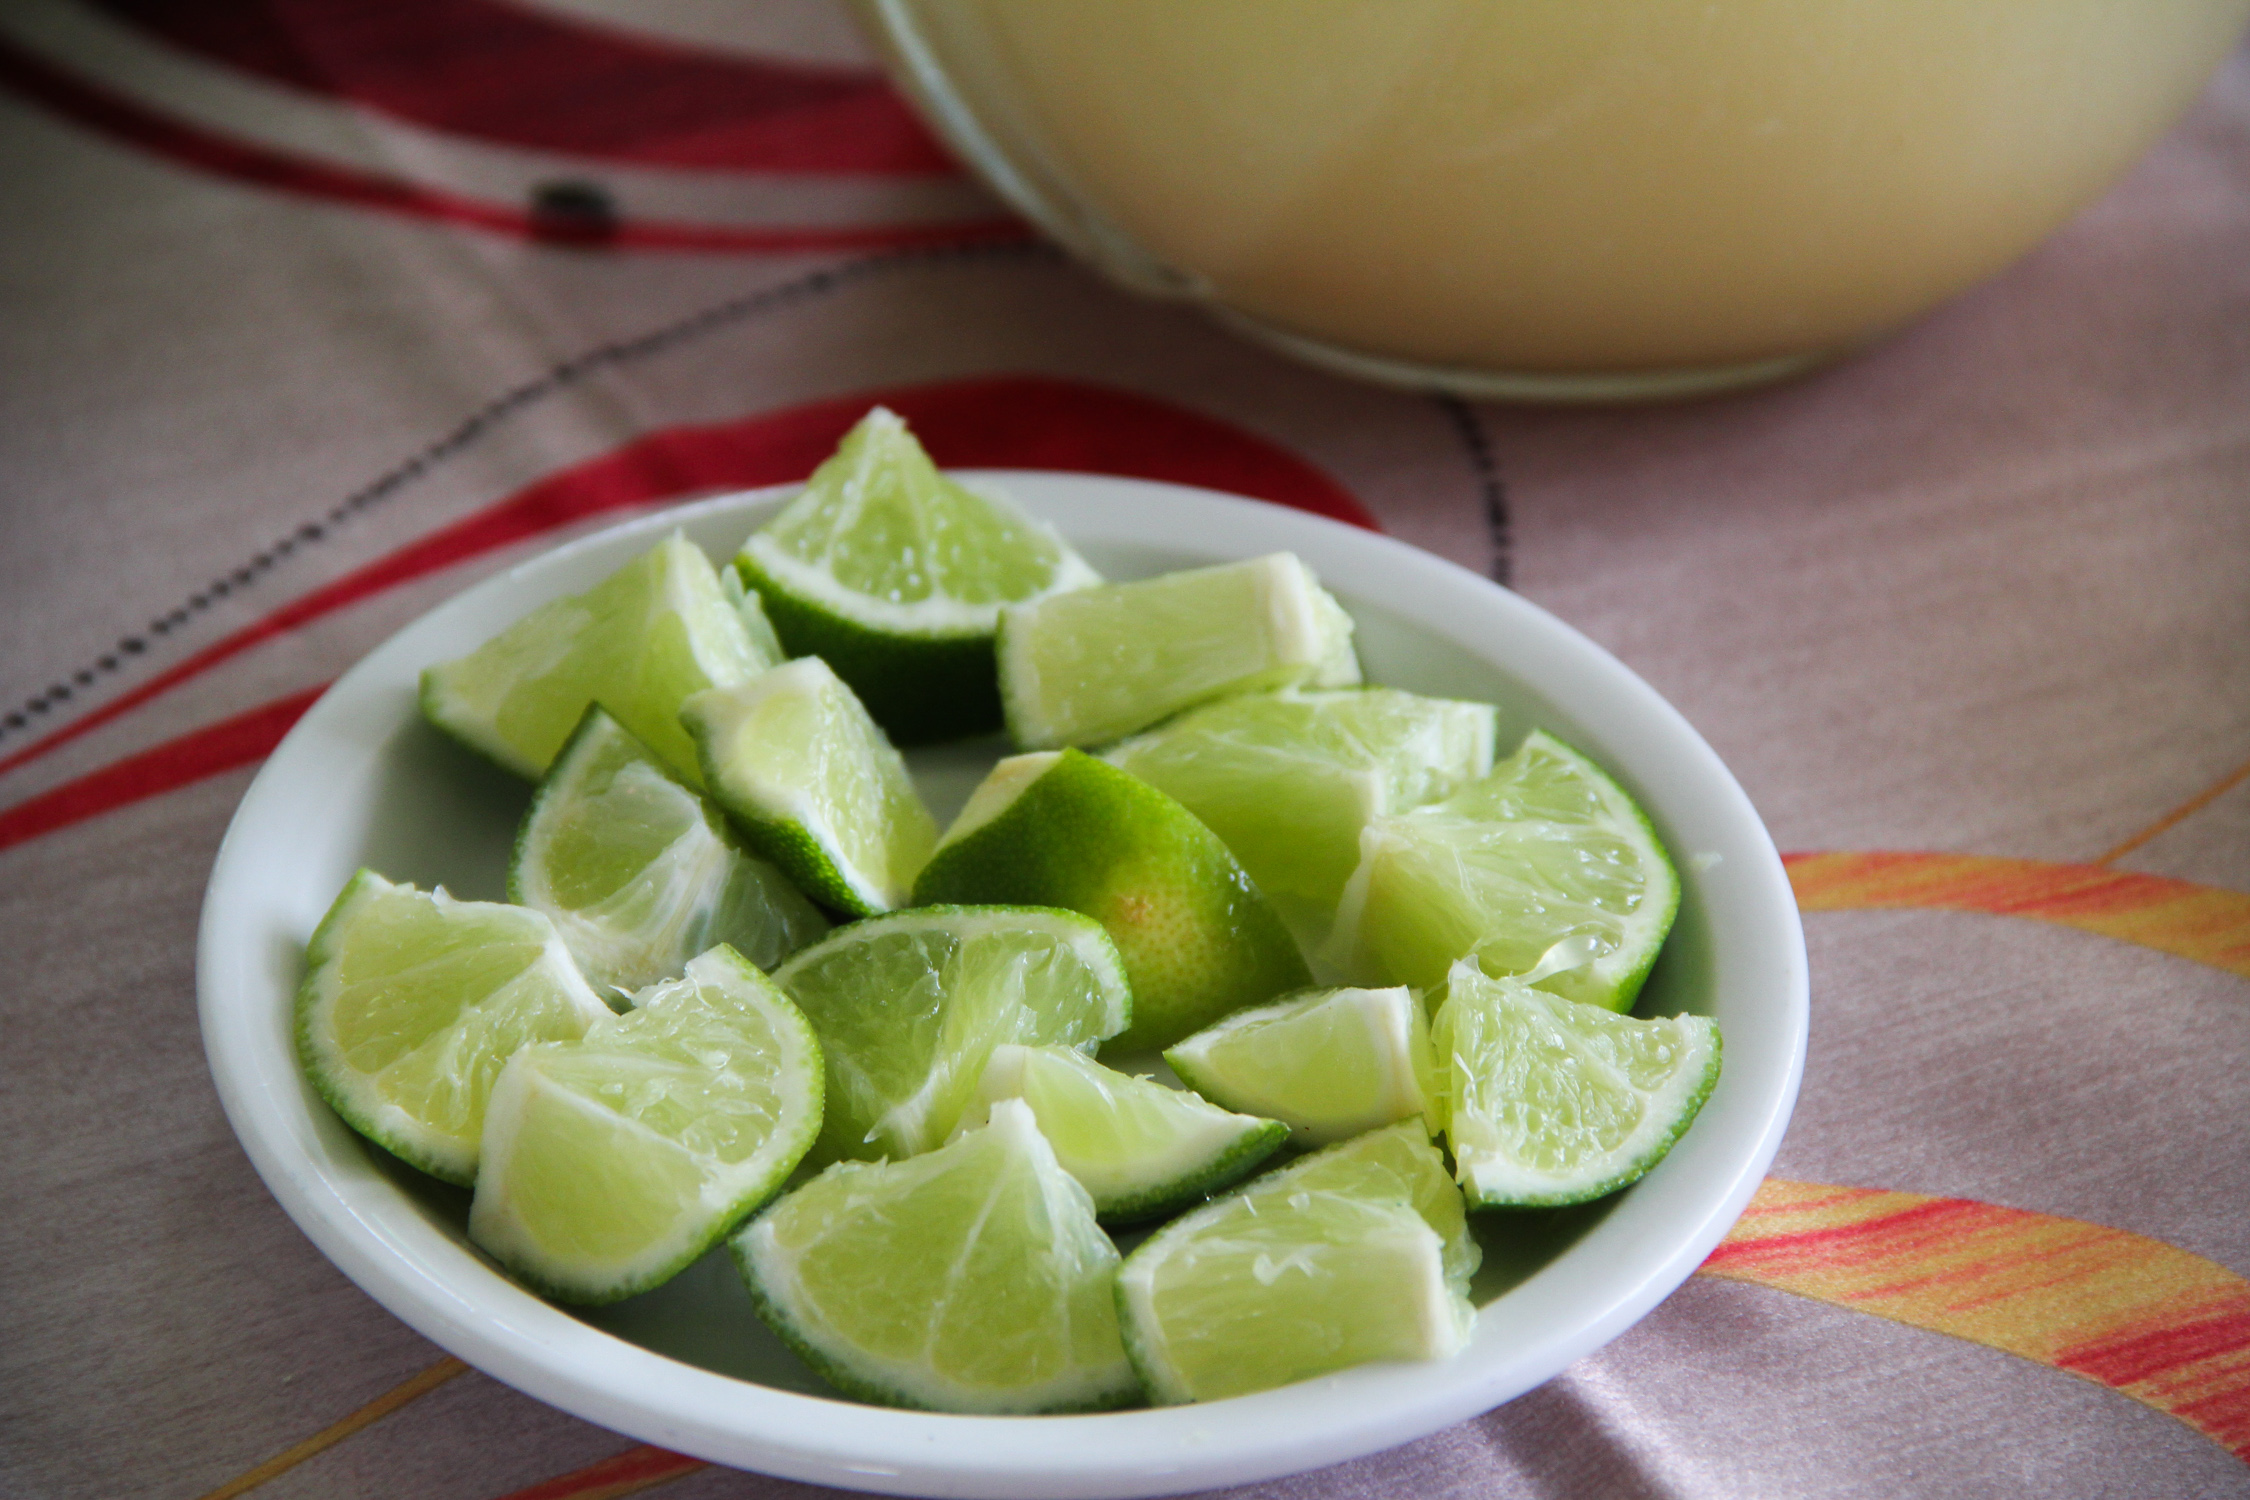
(468, 946, 824, 1304)
(771, 906, 1131, 1165)
(997, 551, 1362, 751)
(1116, 1121, 1479, 1405)
(1325, 730, 1680, 1009)
(420, 532, 770, 786)
(1433, 961, 1720, 1208)
(1103, 687, 1497, 936)
(735, 407, 1099, 745)
(682, 656, 937, 917)
(1165, 985, 1433, 1147)
(957, 1044, 1286, 1223)
(734, 1098, 1139, 1414)
(509, 707, 827, 1001)
(295, 870, 613, 1185)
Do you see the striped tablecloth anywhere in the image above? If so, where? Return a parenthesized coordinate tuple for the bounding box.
(3, 4, 2246, 1497)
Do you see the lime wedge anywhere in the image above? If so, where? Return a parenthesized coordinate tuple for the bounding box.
(1325, 730, 1680, 1009)
(296, 870, 613, 1185)
(997, 552, 1361, 750)
(1432, 962, 1720, 1208)
(468, 946, 824, 1303)
(682, 657, 937, 918)
(509, 707, 828, 1002)
(736, 407, 1099, 745)
(913, 749, 1311, 1052)
(721, 566, 785, 664)
(957, 1044, 1286, 1223)
(421, 532, 771, 786)
(1116, 1121, 1478, 1405)
(733, 1098, 1139, 1413)
(1104, 687, 1496, 936)
(1165, 985, 1433, 1147)
(771, 906, 1131, 1165)
(1277, 1119, 1481, 1288)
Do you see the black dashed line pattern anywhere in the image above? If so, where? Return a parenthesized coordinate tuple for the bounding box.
(0, 239, 1054, 745)
(1437, 396, 1512, 587)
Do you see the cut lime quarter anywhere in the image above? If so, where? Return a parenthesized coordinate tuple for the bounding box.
(734, 1098, 1138, 1414)
(509, 707, 827, 1001)
(913, 749, 1310, 1052)
(296, 870, 613, 1185)
(771, 906, 1131, 1165)
(1165, 985, 1433, 1148)
(683, 657, 937, 918)
(421, 532, 772, 786)
(468, 946, 824, 1304)
(957, 1043, 1285, 1223)
(1116, 1121, 1478, 1405)
(1433, 962, 1720, 1208)
(1326, 730, 1679, 1009)
(997, 552, 1361, 751)
(736, 406, 1099, 745)
(1103, 687, 1497, 935)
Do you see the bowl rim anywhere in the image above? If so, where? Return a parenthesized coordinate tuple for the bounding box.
(197, 473, 1807, 1499)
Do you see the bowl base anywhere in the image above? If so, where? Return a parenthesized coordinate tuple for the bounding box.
(1213, 308, 1838, 405)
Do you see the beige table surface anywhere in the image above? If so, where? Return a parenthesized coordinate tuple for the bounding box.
(2, 4, 2246, 1498)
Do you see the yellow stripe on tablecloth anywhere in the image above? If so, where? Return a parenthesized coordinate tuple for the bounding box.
(194, 1357, 468, 1500)
(1784, 851, 2250, 980)
(2098, 754, 2250, 865)
(1702, 1179, 2250, 1461)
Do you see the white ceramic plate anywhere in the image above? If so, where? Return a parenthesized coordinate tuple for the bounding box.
(198, 474, 1807, 1499)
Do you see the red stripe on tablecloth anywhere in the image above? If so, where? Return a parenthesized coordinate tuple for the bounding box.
(488, 1444, 704, 1500)
(0, 687, 323, 854)
(0, 36, 1018, 250)
(2055, 1309, 2250, 1388)
(1699, 1198, 1992, 1274)
(87, 0, 955, 173)
(0, 377, 1371, 780)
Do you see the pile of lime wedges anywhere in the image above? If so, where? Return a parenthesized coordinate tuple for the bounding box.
(296, 408, 1720, 1415)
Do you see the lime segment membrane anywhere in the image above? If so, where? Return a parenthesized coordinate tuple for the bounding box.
(1115, 1121, 1479, 1404)
(468, 946, 825, 1303)
(1165, 985, 1433, 1147)
(913, 749, 1311, 1052)
(957, 1043, 1286, 1223)
(510, 707, 827, 1002)
(734, 1098, 1139, 1413)
(1432, 962, 1720, 1208)
(735, 407, 1100, 745)
(1104, 687, 1497, 940)
(683, 657, 938, 918)
(771, 905, 1131, 1166)
(421, 532, 772, 786)
(295, 870, 613, 1185)
(1325, 730, 1680, 1008)
(997, 552, 1361, 750)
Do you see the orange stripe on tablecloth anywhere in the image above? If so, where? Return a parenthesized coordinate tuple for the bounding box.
(194, 1357, 468, 1500)
(1782, 851, 2250, 980)
(1702, 1178, 2250, 1461)
(488, 1445, 707, 1500)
